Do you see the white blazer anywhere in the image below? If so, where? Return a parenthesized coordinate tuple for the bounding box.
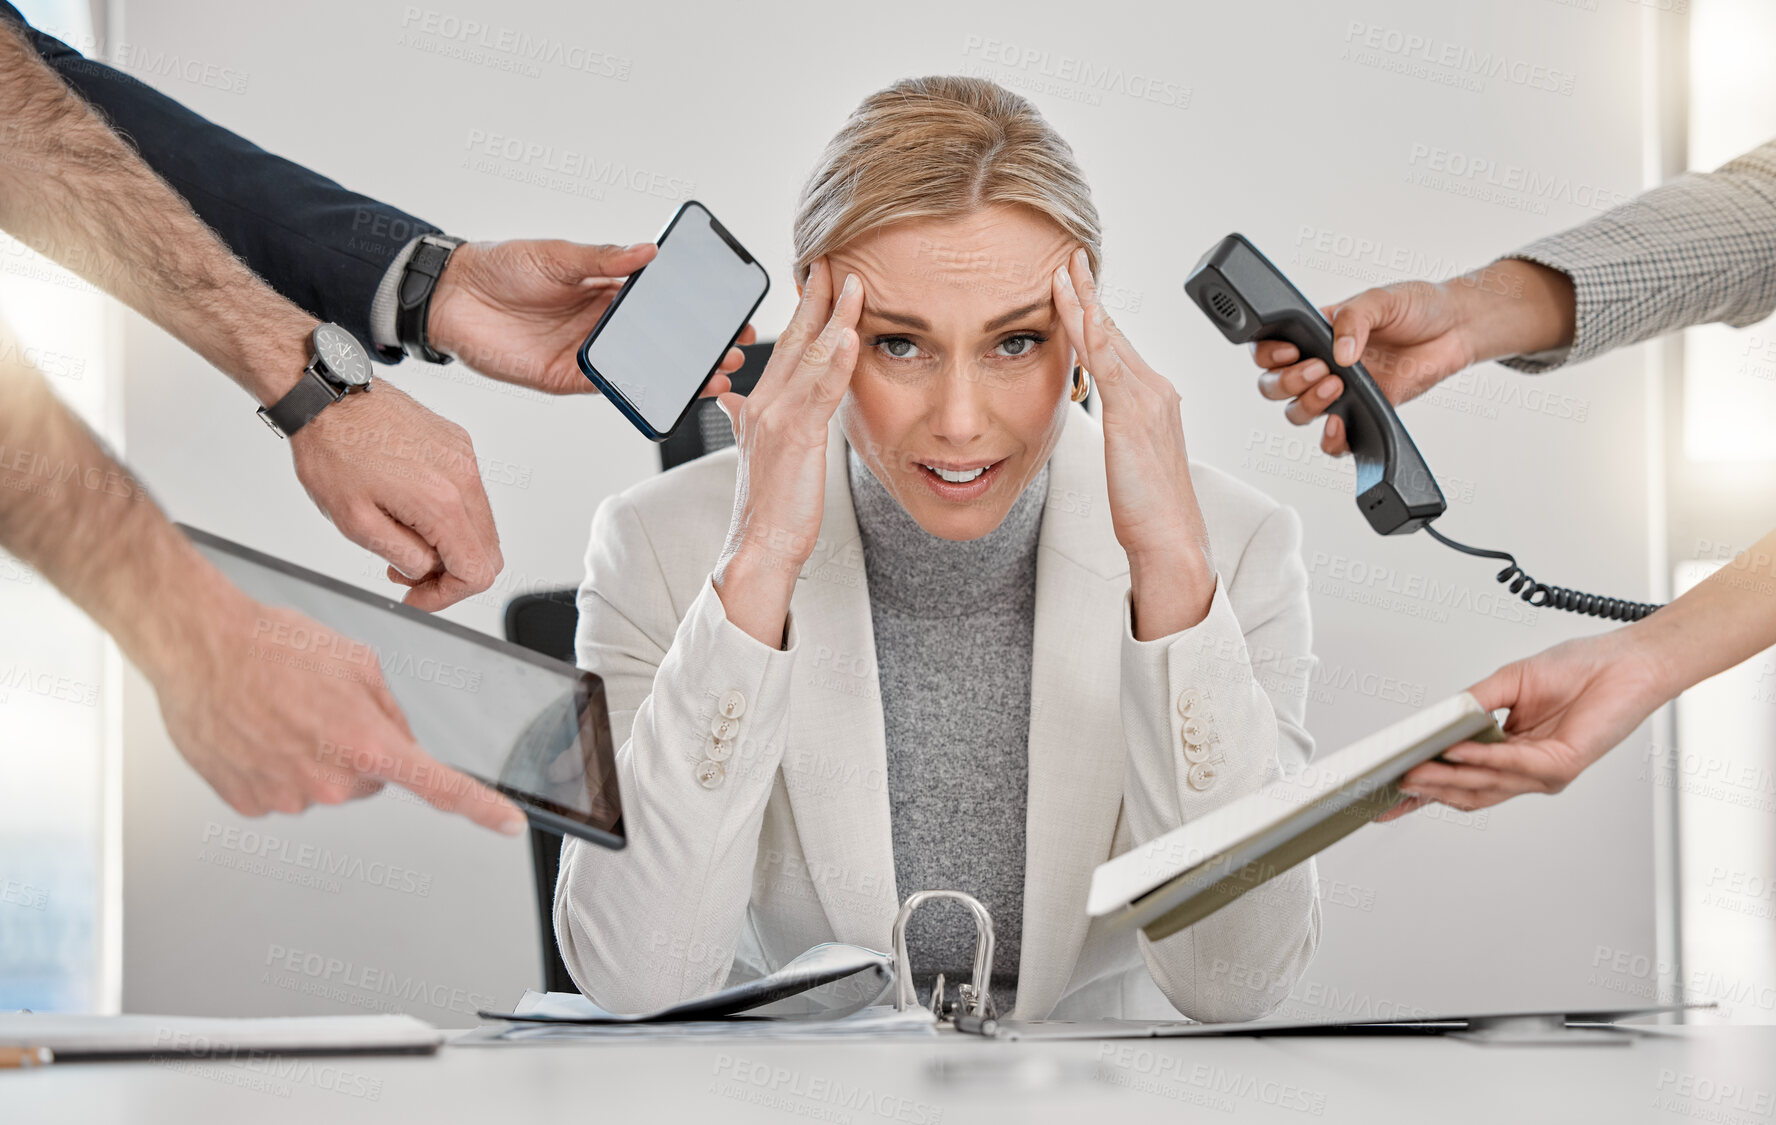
(556, 408, 1321, 1021)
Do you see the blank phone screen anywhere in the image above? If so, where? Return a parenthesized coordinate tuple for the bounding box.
(583, 204, 767, 434)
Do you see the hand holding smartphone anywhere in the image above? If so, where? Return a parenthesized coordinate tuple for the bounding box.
(577, 201, 771, 440)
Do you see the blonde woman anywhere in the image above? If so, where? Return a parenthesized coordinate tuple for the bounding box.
(556, 77, 1320, 1021)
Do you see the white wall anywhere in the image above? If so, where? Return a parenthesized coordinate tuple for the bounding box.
(116, 0, 1663, 1024)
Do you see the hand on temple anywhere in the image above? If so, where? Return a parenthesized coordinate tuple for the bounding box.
(711, 257, 863, 648)
(427, 239, 756, 396)
(1251, 259, 1576, 455)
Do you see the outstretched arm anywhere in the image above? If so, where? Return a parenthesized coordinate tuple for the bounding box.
(0, 22, 501, 609)
(0, 323, 523, 830)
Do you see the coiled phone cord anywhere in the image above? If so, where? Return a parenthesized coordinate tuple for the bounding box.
(1423, 525, 1662, 622)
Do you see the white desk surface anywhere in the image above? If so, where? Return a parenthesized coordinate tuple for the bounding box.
(8, 1023, 1769, 1124)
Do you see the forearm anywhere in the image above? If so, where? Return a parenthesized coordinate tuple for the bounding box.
(0, 24, 312, 404)
(1455, 257, 1577, 364)
(1498, 139, 1776, 372)
(1634, 529, 1776, 697)
(3, 7, 432, 356)
(0, 342, 246, 687)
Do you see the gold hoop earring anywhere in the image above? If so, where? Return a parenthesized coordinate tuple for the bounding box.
(1070, 365, 1091, 403)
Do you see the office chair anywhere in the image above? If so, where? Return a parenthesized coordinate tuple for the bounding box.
(502, 339, 1091, 991)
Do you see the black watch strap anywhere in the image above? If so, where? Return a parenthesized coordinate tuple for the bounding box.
(396, 235, 464, 364)
(257, 370, 340, 438)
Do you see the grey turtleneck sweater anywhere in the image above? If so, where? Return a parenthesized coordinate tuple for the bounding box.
(848, 451, 1049, 1018)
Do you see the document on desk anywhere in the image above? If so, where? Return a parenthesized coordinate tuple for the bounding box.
(0, 1013, 442, 1059)
(1089, 692, 1504, 941)
(462, 943, 937, 1042)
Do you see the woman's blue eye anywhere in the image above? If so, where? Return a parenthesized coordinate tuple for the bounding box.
(995, 333, 1043, 358)
(875, 337, 923, 360)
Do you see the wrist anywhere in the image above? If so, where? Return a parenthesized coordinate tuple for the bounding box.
(112, 522, 255, 690)
(1455, 258, 1576, 364)
(241, 318, 323, 406)
(1126, 541, 1215, 640)
(417, 239, 474, 361)
(713, 541, 801, 649)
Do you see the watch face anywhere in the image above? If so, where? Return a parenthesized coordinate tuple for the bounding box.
(313, 324, 373, 388)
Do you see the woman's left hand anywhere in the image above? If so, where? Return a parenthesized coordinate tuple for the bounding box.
(1052, 248, 1216, 639)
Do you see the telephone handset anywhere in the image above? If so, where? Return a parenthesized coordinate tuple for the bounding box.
(1185, 234, 1659, 622)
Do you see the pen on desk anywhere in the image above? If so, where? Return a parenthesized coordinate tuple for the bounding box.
(0, 1046, 54, 1068)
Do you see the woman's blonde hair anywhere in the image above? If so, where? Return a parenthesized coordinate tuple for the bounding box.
(792, 76, 1101, 284)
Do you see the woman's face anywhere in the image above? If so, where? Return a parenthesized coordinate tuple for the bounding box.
(826, 205, 1079, 541)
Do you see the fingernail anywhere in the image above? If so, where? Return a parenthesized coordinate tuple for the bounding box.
(623, 242, 649, 253)
(1318, 379, 1338, 401)
(1277, 345, 1298, 363)
(841, 273, 859, 297)
(1056, 265, 1077, 293)
(1334, 336, 1355, 365)
(1442, 749, 1467, 764)
(807, 259, 823, 281)
(1073, 247, 1088, 269)
(499, 815, 526, 836)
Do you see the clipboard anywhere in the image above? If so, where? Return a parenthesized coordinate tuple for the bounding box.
(1088, 692, 1504, 941)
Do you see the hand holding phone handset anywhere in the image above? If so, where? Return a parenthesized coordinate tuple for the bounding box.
(711, 259, 864, 648)
(1186, 234, 1660, 622)
(577, 201, 770, 441)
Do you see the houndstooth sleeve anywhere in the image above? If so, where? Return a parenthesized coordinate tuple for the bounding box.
(1499, 138, 1776, 373)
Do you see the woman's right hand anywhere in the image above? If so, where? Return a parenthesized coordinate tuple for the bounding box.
(712, 258, 863, 647)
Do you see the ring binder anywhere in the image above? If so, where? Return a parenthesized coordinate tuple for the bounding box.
(890, 891, 998, 1034)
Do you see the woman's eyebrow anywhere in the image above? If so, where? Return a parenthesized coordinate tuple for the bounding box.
(982, 299, 1050, 332)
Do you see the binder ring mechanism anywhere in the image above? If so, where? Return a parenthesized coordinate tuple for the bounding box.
(890, 890, 998, 1035)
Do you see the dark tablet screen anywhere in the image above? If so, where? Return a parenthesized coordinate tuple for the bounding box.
(181, 525, 622, 847)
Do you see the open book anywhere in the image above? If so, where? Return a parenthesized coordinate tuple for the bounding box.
(1088, 692, 1503, 940)
(476, 943, 895, 1025)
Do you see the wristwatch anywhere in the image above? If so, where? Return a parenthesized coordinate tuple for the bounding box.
(256, 323, 374, 438)
(396, 234, 466, 364)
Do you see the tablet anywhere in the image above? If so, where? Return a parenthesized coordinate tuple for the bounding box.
(180, 525, 622, 847)
(1089, 692, 1502, 939)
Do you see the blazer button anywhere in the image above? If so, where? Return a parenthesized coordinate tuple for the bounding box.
(719, 690, 747, 719)
(1187, 762, 1217, 791)
(1176, 687, 1209, 718)
(708, 737, 734, 762)
(711, 714, 740, 741)
(1181, 735, 1212, 764)
(695, 760, 726, 789)
(1181, 717, 1212, 746)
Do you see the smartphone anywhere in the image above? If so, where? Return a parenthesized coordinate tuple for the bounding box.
(577, 201, 771, 441)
